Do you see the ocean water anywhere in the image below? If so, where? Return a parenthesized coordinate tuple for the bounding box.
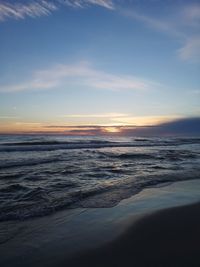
(0, 135, 200, 221)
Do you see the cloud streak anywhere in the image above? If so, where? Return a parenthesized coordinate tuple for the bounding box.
(0, 0, 114, 21)
(0, 116, 20, 119)
(181, 3, 200, 27)
(0, 61, 156, 92)
(2, 116, 199, 136)
(178, 37, 200, 61)
(121, 2, 200, 62)
(0, 1, 57, 21)
(126, 117, 200, 137)
(1, 1, 199, 63)
(28, 117, 200, 136)
(121, 9, 184, 39)
(63, 0, 114, 9)
(62, 113, 128, 118)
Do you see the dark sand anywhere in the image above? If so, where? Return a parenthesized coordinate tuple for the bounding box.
(1, 180, 200, 267)
(65, 202, 200, 267)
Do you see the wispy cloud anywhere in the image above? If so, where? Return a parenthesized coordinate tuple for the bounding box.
(0, 0, 114, 21)
(121, 2, 200, 62)
(189, 89, 200, 95)
(63, 0, 114, 9)
(111, 115, 182, 126)
(62, 113, 128, 118)
(0, 61, 156, 92)
(53, 114, 179, 127)
(121, 9, 184, 39)
(178, 37, 200, 61)
(1, 1, 199, 63)
(0, 116, 20, 119)
(0, 1, 57, 21)
(181, 4, 200, 27)
(1, 117, 199, 135)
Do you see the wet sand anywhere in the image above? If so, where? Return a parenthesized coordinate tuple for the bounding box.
(1, 179, 200, 267)
(66, 202, 200, 267)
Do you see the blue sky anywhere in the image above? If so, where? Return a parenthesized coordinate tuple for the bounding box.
(0, 0, 199, 134)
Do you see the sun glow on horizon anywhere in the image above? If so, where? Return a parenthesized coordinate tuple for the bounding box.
(103, 127, 121, 133)
(0, 115, 183, 134)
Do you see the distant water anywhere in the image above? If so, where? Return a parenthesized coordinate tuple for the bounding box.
(0, 135, 200, 221)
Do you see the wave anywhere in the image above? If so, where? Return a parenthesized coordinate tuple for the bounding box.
(104, 152, 157, 160)
(100, 150, 199, 162)
(0, 169, 200, 222)
(0, 173, 24, 180)
(0, 136, 200, 221)
(0, 150, 198, 172)
(1, 139, 112, 146)
(1, 137, 200, 152)
(159, 150, 199, 161)
(0, 157, 61, 170)
(0, 184, 28, 193)
(0, 141, 118, 152)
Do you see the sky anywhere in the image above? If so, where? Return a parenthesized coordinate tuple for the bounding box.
(0, 0, 200, 135)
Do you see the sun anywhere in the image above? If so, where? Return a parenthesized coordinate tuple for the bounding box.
(104, 127, 121, 133)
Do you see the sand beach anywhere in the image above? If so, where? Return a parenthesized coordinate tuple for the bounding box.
(1, 179, 200, 267)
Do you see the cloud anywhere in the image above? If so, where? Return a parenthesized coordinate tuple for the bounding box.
(0, 0, 114, 21)
(33, 117, 200, 136)
(121, 9, 184, 39)
(178, 37, 200, 61)
(121, 2, 200, 62)
(1, 1, 199, 63)
(112, 115, 181, 126)
(0, 116, 20, 119)
(181, 4, 200, 27)
(0, 1, 57, 21)
(2, 117, 199, 135)
(62, 113, 128, 118)
(189, 90, 200, 95)
(44, 124, 125, 135)
(63, 0, 114, 9)
(0, 61, 156, 92)
(122, 117, 200, 137)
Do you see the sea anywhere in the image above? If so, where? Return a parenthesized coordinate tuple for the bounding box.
(0, 134, 200, 221)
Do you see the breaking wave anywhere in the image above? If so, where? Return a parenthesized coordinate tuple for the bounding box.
(0, 135, 200, 221)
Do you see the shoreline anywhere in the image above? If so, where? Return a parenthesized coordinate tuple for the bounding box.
(1, 179, 200, 267)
